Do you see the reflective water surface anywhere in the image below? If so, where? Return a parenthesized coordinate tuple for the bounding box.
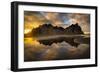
(24, 35, 90, 62)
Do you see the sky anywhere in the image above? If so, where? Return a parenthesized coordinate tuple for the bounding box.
(24, 11, 90, 34)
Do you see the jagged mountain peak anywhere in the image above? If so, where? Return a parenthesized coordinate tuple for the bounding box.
(25, 23, 84, 37)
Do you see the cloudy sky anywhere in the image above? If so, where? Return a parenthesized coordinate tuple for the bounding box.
(24, 11, 90, 34)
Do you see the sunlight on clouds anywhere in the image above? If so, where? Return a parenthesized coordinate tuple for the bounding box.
(24, 11, 90, 34)
(24, 29, 31, 34)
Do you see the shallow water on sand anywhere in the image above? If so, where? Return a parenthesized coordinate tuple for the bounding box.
(24, 35, 90, 62)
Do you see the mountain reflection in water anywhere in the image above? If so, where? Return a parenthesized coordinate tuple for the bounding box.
(24, 35, 90, 62)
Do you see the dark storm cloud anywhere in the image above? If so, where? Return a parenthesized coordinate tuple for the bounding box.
(24, 11, 47, 22)
(25, 11, 90, 32)
(66, 13, 90, 32)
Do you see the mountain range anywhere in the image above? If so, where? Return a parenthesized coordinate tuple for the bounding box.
(25, 23, 84, 37)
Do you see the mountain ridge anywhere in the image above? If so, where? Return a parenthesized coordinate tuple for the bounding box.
(25, 23, 84, 37)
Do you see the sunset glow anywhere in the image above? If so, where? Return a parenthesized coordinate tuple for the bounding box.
(24, 11, 90, 61)
(24, 29, 31, 34)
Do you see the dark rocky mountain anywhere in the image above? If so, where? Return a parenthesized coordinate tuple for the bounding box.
(25, 23, 84, 37)
(64, 23, 84, 34)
